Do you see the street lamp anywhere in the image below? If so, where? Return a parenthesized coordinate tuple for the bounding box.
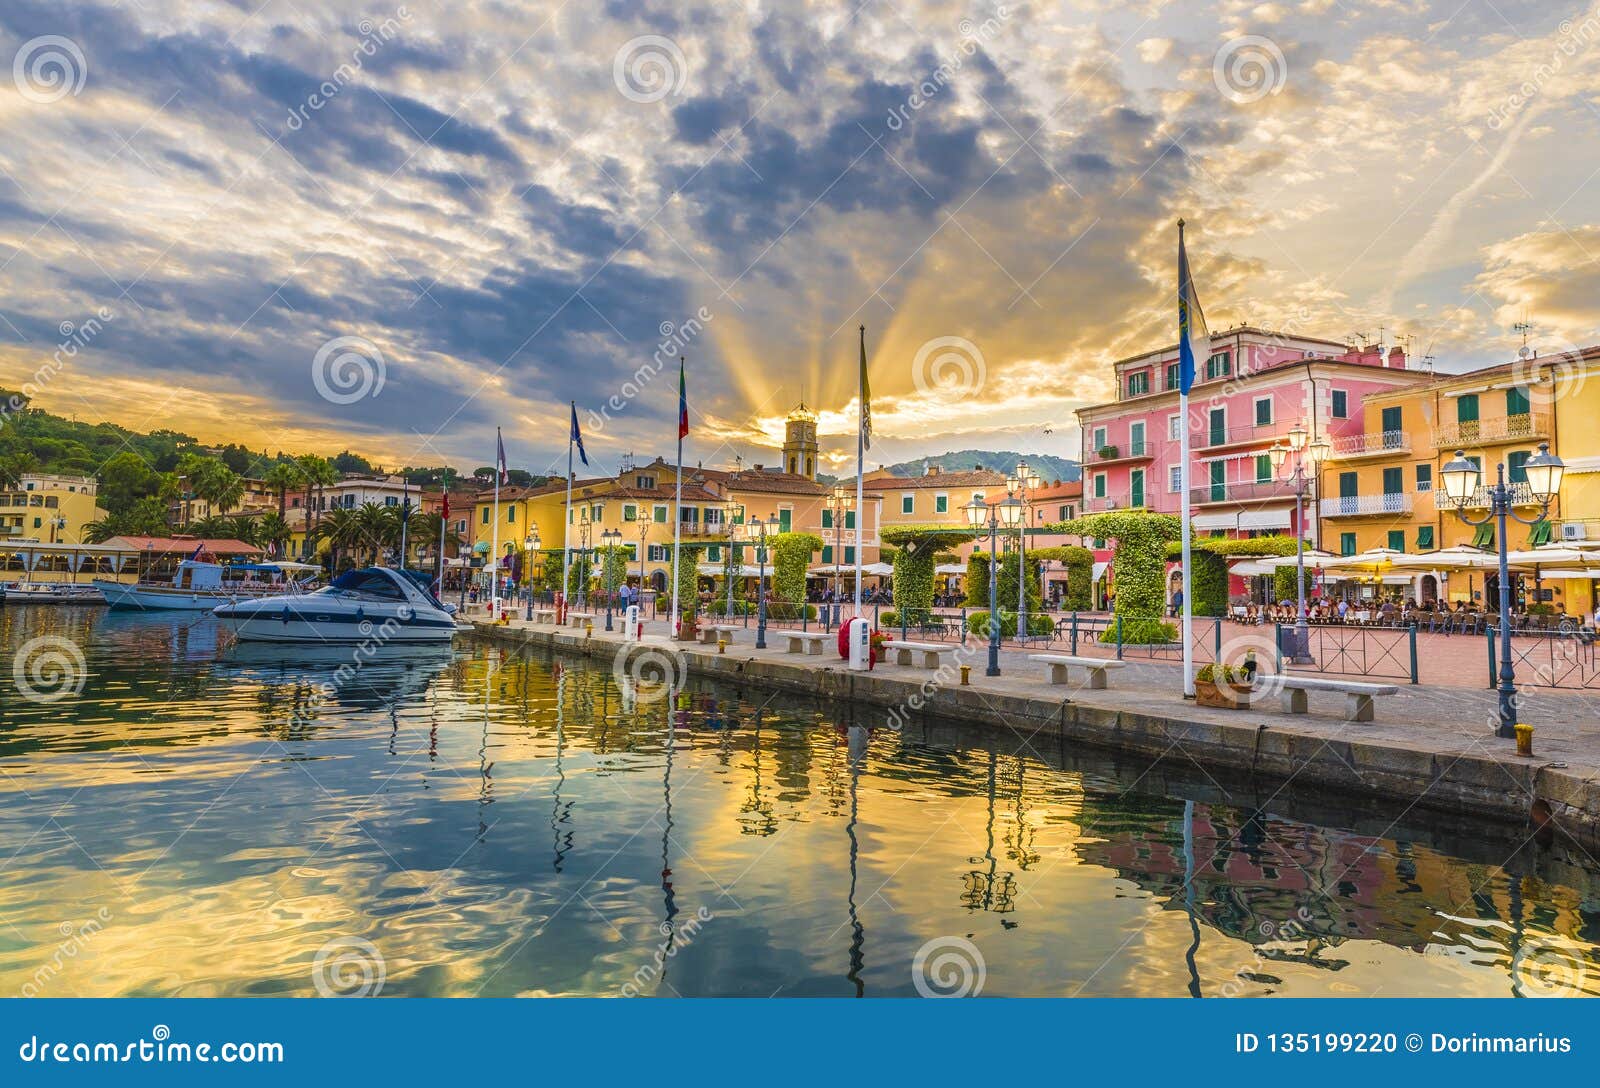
(523, 528, 540, 620)
(752, 513, 777, 649)
(1269, 428, 1328, 665)
(635, 519, 650, 617)
(722, 498, 741, 623)
(830, 483, 851, 622)
(1007, 462, 1042, 644)
(601, 527, 622, 630)
(1440, 442, 1565, 738)
(965, 495, 1022, 675)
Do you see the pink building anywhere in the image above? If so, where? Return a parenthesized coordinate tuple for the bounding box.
(1075, 327, 1433, 553)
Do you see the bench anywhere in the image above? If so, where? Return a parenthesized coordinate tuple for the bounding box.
(532, 608, 558, 625)
(1028, 653, 1127, 690)
(881, 640, 954, 669)
(699, 624, 741, 645)
(785, 632, 830, 655)
(567, 611, 596, 628)
(1276, 675, 1398, 722)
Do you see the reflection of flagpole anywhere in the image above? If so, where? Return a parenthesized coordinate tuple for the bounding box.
(669, 358, 686, 636)
(552, 660, 570, 872)
(1183, 799, 1201, 997)
(491, 432, 501, 615)
(658, 693, 680, 991)
(846, 723, 867, 997)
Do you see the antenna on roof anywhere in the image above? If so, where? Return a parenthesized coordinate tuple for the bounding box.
(1513, 319, 1532, 349)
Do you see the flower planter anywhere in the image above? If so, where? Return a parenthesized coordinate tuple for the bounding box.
(1194, 678, 1252, 709)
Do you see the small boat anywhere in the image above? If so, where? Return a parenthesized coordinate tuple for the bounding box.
(93, 559, 320, 612)
(0, 580, 107, 606)
(212, 567, 459, 643)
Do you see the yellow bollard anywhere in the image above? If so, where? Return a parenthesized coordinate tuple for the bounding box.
(1515, 723, 1534, 757)
(718, 638, 728, 654)
(960, 664, 971, 686)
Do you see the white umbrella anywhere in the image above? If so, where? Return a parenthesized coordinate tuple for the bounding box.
(1320, 547, 1411, 579)
(1254, 549, 1338, 570)
(1388, 545, 1505, 570)
(1505, 547, 1600, 568)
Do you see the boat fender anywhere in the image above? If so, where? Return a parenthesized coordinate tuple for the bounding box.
(282, 607, 291, 624)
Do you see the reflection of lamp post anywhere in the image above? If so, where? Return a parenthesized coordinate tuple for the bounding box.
(1007, 462, 1042, 643)
(523, 529, 540, 620)
(965, 495, 1023, 675)
(752, 513, 776, 649)
(601, 527, 622, 630)
(1440, 442, 1565, 738)
(1268, 423, 1329, 665)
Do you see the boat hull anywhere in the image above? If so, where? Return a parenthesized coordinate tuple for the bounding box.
(214, 606, 458, 643)
(1, 584, 106, 605)
(94, 580, 256, 611)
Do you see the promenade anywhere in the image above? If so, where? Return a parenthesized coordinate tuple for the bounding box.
(465, 607, 1600, 852)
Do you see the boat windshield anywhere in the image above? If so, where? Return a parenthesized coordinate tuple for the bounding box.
(328, 569, 407, 601)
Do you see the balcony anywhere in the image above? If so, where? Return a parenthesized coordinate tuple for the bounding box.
(1195, 421, 1294, 451)
(1189, 479, 1299, 505)
(1328, 430, 1410, 459)
(1320, 493, 1412, 518)
(1086, 441, 1155, 466)
(1460, 482, 1539, 509)
(1435, 412, 1552, 448)
(1084, 493, 1147, 512)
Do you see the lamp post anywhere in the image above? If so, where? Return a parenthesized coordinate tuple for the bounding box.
(601, 527, 621, 630)
(964, 495, 1023, 676)
(636, 519, 650, 617)
(1268, 423, 1330, 665)
(722, 498, 741, 623)
(576, 511, 592, 609)
(753, 513, 776, 650)
(1440, 442, 1565, 738)
(1007, 462, 1042, 643)
(829, 484, 851, 621)
(523, 529, 541, 620)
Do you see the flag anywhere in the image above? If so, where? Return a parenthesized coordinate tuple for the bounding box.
(495, 427, 509, 485)
(1177, 220, 1208, 396)
(677, 357, 689, 439)
(859, 324, 872, 451)
(440, 492, 450, 520)
(567, 402, 589, 466)
(190, 542, 204, 560)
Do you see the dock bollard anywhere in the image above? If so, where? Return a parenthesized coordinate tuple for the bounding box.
(960, 664, 971, 686)
(1515, 723, 1534, 757)
(718, 638, 728, 655)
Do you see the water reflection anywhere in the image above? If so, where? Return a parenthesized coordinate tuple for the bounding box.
(0, 607, 1597, 998)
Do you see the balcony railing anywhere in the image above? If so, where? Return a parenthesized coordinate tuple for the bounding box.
(1086, 441, 1153, 464)
(1329, 430, 1410, 458)
(1461, 482, 1538, 508)
(1085, 493, 1146, 512)
(1435, 412, 1552, 448)
(1195, 421, 1294, 450)
(1320, 493, 1412, 518)
(1188, 479, 1299, 505)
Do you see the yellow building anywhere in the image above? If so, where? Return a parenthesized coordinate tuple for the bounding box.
(862, 464, 1009, 532)
(1549, 346, 1600, 616)
(0, 473, 106, 544)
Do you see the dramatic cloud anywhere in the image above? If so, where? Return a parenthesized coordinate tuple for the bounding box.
(1, 0, 1598, 478)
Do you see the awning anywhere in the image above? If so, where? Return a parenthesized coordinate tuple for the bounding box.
(935, 563, 966, 575)
(1091, 561, 1109, 584)
(1237, 509, 1292, 530)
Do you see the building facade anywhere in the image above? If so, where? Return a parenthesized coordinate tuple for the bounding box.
(0, 473, 105, 544)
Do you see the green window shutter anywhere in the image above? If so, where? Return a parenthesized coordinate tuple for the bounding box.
(654, 506, 667, 523)
(1339, 471, 1358, 498)
(1255, 399, 1271, 425)
(935, 495, 947, 513)
(1255, 454, 1272, 482)
(821, 545, 832, 564)
(1387, 530, 1405, 552)
(1507, 450, 1530, 483)
(1340, 532, 1356, 556)
(821, 509, 832, 529)
(1457, 394, 1479, 422)
(1209, 461, 1225, 501)
(1130, 470, 1144, 508)
(1208, 409, 1225, 445)
(1381, 467, 1402, 494)
(1417, 526, 1434, 550)
(1471, 522, 1494, 549)
(1331, 390, 1347, 418)
(707, 544, 720, 561)
(844, 546, 855, 563)
(901, 496, 913, 514)
(845, 511, 856, 530)
(1094, 475, 1106, 498)
(1381, 405, 1401, 433)
(1529, 520, 1551, 546)
(1506, 385, 1530, 416)
(778, 509, 792, 532)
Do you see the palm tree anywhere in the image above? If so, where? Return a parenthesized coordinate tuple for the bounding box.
(253, 511, 291, 556)
(294, 454, 338, 539)
(352, 502, 392, 565)
(313, 507, 362, 571)
(0, 451, 40, 490)
(262, 463, 298, 519)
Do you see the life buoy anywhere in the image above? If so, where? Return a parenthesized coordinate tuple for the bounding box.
(836, 615, 878, 666)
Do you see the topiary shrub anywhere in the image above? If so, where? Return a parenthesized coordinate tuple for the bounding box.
(1273, 563, 1312, 603)
(1099, 616, 1179, 644)
(668, 544, 704, 616)
(1054, 511, 1180, 629)
(964, 552, 991, 607)
(1191, 550, 1229, 616)
(770, 532, 822, 608)
(1063, 546, 1093, 611)
(966, 609, 1053, 638)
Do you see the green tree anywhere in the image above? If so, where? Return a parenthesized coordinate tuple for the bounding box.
(97, 452, 163, 515)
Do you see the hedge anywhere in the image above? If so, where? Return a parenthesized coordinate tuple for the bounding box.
(668, 544, 705, 619)
(1191, 550, 1229, 616)
(1099, 616, 1179, 645)
(1052, 512, 1180, 643)
(966, 609, 1054, 638)
(770, 532, 822, 608)
(964, 552, 990, 607)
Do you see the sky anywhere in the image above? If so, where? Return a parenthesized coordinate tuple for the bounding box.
(2, 0, 1599, 481)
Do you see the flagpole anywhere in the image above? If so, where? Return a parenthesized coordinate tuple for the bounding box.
(436, 470, 448, 596)
(398, 472, 409, 569)
(491, 429, 501, 616)
(669, 357, 685, 636)
(854, 325, 866, 616)
(1179, 220, 1195, 698)
(563, 401, 575, 615)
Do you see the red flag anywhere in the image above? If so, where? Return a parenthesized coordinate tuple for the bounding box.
(677, 357, 688, 439)
(441, 492, 450, 520)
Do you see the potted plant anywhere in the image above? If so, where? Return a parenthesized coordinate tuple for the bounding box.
(677, 608, 700, 642)
(1097, 444, 1119, 460)
(1194, 662, 1255, 709)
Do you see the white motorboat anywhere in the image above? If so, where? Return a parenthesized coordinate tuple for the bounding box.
(93, 559, 320, 612)
(212, 567, 460, 643)
(0, 580, 106, 605)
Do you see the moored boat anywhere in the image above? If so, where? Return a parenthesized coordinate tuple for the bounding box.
(93, 559, 321, 612)
(212, 567, 459, 643)
(0, 581, 107, 605)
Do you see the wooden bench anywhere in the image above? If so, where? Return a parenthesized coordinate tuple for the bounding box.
(1276, 675, 1398, 722)
(881, 640, 954, 669)
(699, 624, 741, 645)
(785, 632, 830, 655)
(566, 611, 596, 628)
(1028, 653, 1127, 690)
(532, 608, 558, 625)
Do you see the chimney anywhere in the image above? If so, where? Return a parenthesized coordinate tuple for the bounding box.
(925, 464, 940, 477)
(752, 464, 763, 472)
(1388, 345, 1406, 369)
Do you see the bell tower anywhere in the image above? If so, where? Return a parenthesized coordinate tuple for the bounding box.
(783, 403, 818, 479)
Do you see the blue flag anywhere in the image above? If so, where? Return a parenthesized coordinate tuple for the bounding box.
(1177, 221, 1208, 396)
(570, 402, 588, 466)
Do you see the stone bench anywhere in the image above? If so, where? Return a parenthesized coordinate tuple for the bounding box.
(566, 611, 596, 628)
(881, 640, 954, 669)
(785, 632, 830, 655)
(699, 624, 741, 645)
(1028, 653, 1127, 690)
(532, 608, 558, 625)
(1276, 675, 1398, 722)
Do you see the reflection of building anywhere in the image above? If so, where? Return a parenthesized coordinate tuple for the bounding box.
(0, 473, 105, 544)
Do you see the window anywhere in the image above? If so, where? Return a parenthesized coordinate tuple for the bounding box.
(1381, 467, 1403, 495)
(821, 508, 832, 529)
(1381, 405, 1402, 438)
(1255, 454, 1272, 483)
(647, 544, 667, 562)
(623, 504, 637, 521)
(1456, 393, 1479, 423)
(1165, 362, 1181, 390)
(635, 475, 656, 490)
(1093, 474, 1107, 499)
(481, 507, 490, 525)
(1168, 414, 1182, 441)
(455, 519, 466, 534)
(901, 494, 914, 515)
(1339, 471, 1358, 499)
(707, 544, 720, 561)
(935, 494, 948, 514)
(1127, 371, 1150, 396)
(1205, 352, 1231, 379)
(1130, 469, 1145, 508)
(703, 507, 722, 528)
(653, 505, 668, 523)
(821, 545, 832, 563)
(844, 510, 856, 530)
(1169, 465, 1182, 493)
(1505, 386, 1530, 417)
(1417, 526, 1434, 550)
(843, 546, 856, 564)
(1387, 530, 1406, 553)
(681, 506, 698, 524)
(1254, 397, 1273, 426)
(1508, 449, 1530, 483)
(507, 506, 516, 523)
(778, 508, 792, 532)
(1092, 427, 1107, 451)
(1129, 421, 1146, 456)
(1416, 464, 1432, 492)
(385, 496, 398, 507)
(1331, 390, 1348, 418)
(1340, 532, 1357, 556)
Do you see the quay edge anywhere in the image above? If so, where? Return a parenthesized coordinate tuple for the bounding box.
(468, 622, 1600, 853)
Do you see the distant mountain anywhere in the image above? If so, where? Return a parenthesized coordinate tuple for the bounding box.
(875, 449, 1081, 483)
